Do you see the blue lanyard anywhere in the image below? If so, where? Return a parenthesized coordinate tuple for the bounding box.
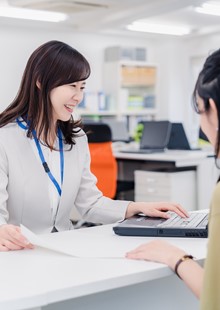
(16, 118, 64, 196)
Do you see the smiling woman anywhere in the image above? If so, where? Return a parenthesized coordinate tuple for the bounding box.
(0, 40, 91, 150)
(0, 40, 188, 252)
(50, 81, 86, 123)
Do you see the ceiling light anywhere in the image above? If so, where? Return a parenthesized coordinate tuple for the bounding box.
(127, 22, 191, 36)
(0, 6, 67, 22)
(195, 2, 220, 16)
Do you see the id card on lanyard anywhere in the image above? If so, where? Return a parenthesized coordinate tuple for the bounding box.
(32, 128, 64, 196)
(16, 118, 64, 232)
(17, 118, 64, 195)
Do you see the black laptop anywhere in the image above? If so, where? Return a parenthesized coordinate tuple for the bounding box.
(168, 123, 200, 150)
(121, 120, 171, 154)
(113, 211, 208, 238)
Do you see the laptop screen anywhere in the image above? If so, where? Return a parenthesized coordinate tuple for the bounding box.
(140, 121, 171, 149)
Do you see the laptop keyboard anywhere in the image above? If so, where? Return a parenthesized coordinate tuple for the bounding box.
(158, 212, 208, 228)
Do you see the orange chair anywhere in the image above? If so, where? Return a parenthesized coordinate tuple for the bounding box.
(84, 123, 117, 199)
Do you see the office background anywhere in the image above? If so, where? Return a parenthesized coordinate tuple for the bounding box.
(0, 2, 218, 309)
(1, 0, 220, 146)
(0, 1, 218, 208)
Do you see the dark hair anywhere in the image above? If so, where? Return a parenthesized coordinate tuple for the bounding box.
(0, 40, 90, 149)
(192, 49, 220, 158)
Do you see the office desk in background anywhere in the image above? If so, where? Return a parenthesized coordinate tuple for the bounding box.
(0, 224, 207, 310)
(114, 145, 217, 211)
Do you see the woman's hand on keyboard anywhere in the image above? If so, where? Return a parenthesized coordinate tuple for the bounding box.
(125, 201, 189, 219)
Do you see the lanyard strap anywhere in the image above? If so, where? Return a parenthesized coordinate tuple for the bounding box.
(16, 118, 64, 196)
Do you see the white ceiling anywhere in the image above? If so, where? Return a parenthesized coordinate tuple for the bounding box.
(3, 0, 220, 37)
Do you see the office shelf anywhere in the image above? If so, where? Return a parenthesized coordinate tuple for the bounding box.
(120, 109, 157, 116)
(77, 60, 158, 134)
(77, 109, 117, 116)
(103, 60, 157, 113)
(102, 60, 158, 133)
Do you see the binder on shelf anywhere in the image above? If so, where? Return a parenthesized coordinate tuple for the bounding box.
(128, 96, 144, 110)
(121, 65, 156, 86)
(79, 91, 108, 112)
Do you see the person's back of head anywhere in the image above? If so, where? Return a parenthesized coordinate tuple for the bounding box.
(192, 49, 220, 158)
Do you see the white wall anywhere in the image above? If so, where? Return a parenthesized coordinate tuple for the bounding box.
(153, 33, 220, 145)
(0, 20, 156, 112)
(1, 19, 220, 140)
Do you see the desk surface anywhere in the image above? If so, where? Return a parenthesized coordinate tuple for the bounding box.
(114, 149, 210, 167)
(0, 224, 207, 310)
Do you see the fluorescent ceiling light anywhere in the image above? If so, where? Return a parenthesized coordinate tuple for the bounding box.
(0, 6, 67, 22)
(195, 2, 220, 16)
(127, 22, 190, 36)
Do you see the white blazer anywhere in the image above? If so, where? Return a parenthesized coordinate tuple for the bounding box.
(0, 123, 129, 233)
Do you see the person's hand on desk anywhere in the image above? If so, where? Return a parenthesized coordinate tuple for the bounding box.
(126, 239, 186, 268)
(125, 239, 203, 298)
(125, 201, 189, 219)
(0, 224, 34, 251)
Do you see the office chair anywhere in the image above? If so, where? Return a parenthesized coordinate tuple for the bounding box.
(84, 122, 134, 199)
(84, 123, 117, 198)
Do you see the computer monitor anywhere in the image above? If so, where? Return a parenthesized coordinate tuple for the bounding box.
(168, 123, 191, 150)
(102, 120, 130, 142)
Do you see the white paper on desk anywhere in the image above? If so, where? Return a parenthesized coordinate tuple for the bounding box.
(20, 225, 141, 258)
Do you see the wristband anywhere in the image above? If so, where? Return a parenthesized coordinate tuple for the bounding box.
(174, 254, 194, 279)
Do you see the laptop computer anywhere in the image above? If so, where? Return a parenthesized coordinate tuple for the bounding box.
(168, 123, 200, 150)
(113, 211, 208, 238)
(120, 120, 171, 154)
(103, 120, 130, 142)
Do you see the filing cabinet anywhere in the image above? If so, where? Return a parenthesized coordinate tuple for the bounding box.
(134, 170, 197, 211)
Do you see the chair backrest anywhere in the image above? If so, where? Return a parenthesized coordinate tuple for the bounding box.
(84, 123, 117, 198)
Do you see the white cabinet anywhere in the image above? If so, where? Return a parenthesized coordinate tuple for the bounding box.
(103, 61, 158, 134)
(135, 170, 197, 211)
(103, 60, 157, 115)
(76, 60, 158, 134)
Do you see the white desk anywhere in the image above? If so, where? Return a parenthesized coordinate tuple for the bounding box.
(114, 149, 217, 210)
(0, 224, 207, 310)
(114, 149, 208, 167)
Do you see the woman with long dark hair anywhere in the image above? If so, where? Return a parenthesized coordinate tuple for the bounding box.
(0, 40, 187, 251)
